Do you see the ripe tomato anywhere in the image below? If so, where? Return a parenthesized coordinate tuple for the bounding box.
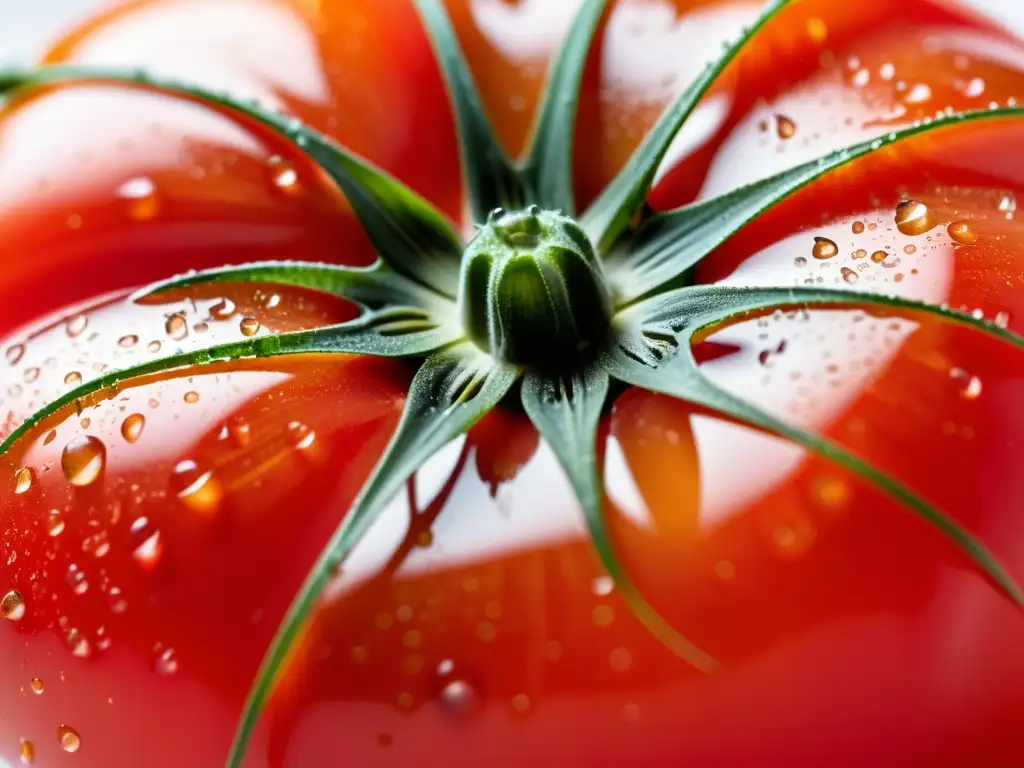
(3, 1, 1024, 766)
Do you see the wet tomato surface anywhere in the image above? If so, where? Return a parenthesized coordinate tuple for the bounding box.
(4, 1, 1024, 766)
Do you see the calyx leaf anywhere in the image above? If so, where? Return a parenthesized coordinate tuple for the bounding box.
(226, 344, 519, 768)
(521, 364, 719, 673)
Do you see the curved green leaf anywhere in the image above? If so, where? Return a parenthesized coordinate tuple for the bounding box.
(521, 364, 719, 673)
(410, 0, 526, 222)
(227, 345, 518, 768)
(0, 65, 464, 297)
(582, 0, 794, 252)
(0, 313, 463, 456)
(606, 105, 1024, 305)
(601, 286, 1024, 613)
(520, 0, 610, 214)
(139, 260, 455, 315)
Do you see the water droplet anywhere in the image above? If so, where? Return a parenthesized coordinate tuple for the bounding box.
(871, 250, 888, 263)
(268, 155, 300, 192)
(286, 421, 316, 450)
(964, 77, 985, 98)
(2, 590, 25, 621)
(165, 313, 188, 340)
(947, 220, 977, 245)
(14, 467, 34, 495)
(119, 334, 140, 349)
(775, 114, 797, 139)
(121, 414, 146, 443)
(29, 677, 43, 695)
(184, 391, 200, 404)
(904, 244, 917, 254)
(107, 587, 127, 614)
(994, 310, 1011, 328)
(903, 83, 932, 104)
(852, 248, 868, 260)
(117, 176, 160, 221)
(23, 367, 39, 383)
(66, 564, 89, 595)
(153, 645, 179, 675)
(47, 510, 65, 537)
(82, 530, 110, 558)
(171, 460, 221, 513)
(239, 316, 261, 337)
(950, 367, 982, 400)
(592, 576, 614, 596)
(437, 677, 481, 721)
(147, 340, 162, 353)
(65, 628, 91, 658)
(66, 314, 88, 338)
(57, 725, 81, 753)
(64, 371, 83, 386)
(19, 738, 34, 765)
(227, 416, 251, 446)
(210, 298, 236, 320)
(812, 237, 838, 260)
(793, 256, 807, 267)
(841, 267, 859, 284)
(895, 199, 933, 235)
(851, 220, 865, 234)
(6, 344, 25, 365)
(61, 435, 106, 487)
(132, 528, 164, 570)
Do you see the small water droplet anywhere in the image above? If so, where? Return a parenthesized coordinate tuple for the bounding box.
(66, 564, 89, 595)
(66, 314, 88, 338)
(812, 237, 838, 260)
(153, 645, 179, 675)
(775, 114, 797, 139)
(107, 587, 127, 614)
(19, 738, 34, 765)
(592, 576, 613, 596)
(239, 316, 261, 337)
(47, 510, 65, 537)
(286, 421, 316, 450)
(82, 530, 110, 558)
(851, 220, 865, 234)
(268, 155, 300, 192)
(994, 310, 1011, 328)
(171, 460, 221, 513)
(121, 414, 146, 443)
(841, 267, 859, 284)
(2, 590, 25, 621)
(65, 628, 91, 658)
(895, 199, 933, 235)
(132, 528, 163, 570)
(903, 83, 932, 104)
(871, 250, 888, 263)
(147, 340, 162, 353)
(57, 725, 81, 753)
(793, 256, 807, 267)
(6, 344, 25, 365)
(165, 313, 188, 340)
(210, 298, 236, 320)
(947, 220, 977, 245)
(184, 391, 200, 404)
(61, 435, 106, 487)
(950, 367, 982, 400)
(30, 678, 43, 695)
(14, 467, 34, 495)
(117, 176, 160, 221)
(64, 370, 83, 386)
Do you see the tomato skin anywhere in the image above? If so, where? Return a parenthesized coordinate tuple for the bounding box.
(3, 1, 1024, 767)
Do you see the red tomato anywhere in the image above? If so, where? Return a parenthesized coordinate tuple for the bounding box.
(3, 1, 1024, 767)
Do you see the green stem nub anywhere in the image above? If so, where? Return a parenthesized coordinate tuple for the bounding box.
(459, 206, 612, 366)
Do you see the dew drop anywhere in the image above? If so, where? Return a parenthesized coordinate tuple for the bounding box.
(903, 244, 917, 254)
(812, 237, 838, 260)
(438, 678, 481, 721)
(895, 199, 933, 235)
(775, 114, 797, 139)
(117, 176, 160, 221)
(592, 576, 614, 596)
(14, 467, 34, 495)
(121, 414, 146, 443)
(793, 256, 807, 267)
(57, 725, 81, 753)
(950, 367, 982, 400)
(239, 316, 261, 337)
(852, 248, 868, 260)
(133, 530, 163, 570)
(947, 220, 977, 245)
(147, 340, 162, 353)
(994, 310, 1011, 328)
(2, 590, 25, 621)
(903, 83, 932, 104)
(61, 435, 106, 487)
(82, 530, 110, 558)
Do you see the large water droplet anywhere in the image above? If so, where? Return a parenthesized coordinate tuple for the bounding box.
(2, 590, 25, 621)
(895, 200, 933, 235)
(171, 460, 221, 513)
(64, 371, 83, 386)
(947, 220, 977, 245)
(57, 725, 81, 753)
(812, 237, 838, 260)
(121, 414, 146, 443)
(14, 467, 35, 495)
(61, 435, 107, 487)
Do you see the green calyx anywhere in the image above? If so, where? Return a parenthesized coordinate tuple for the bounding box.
(460, 206, 611, 365)
(4, 1, 1024, 767)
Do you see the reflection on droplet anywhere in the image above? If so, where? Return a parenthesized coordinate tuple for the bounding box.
(66, 564, 89, 595)
(57, 725, 81, 753)
(117, 176, 160, 221)
(286, 421, 316, 450)
(239, 316, 261, 337)
(14, 467, 34, 495)
(165, 313, 188, 340)
(82, 531, 111, 558)
(947, 220, 977, 245)
(47, 510, 65, 537)
(66, 314, 88, 338)
(994, 311, 1012, 329)
(30, 678, 43, 695)
(812, 237, 838, 260)
(950, 367, 982, 400)
(133, 531, 164, 570)
(2, 590, 25, 621)
(171, 460, 221, 513)
(62, 435, 106, 487)
(268, 155, 300, 192)
(592, 576, 613, 596)
(19, 738, 34, 765)
(121, 414, 146, 443)
(438, 678, 480, 721)
(66, 628, 91, 658)
(107, 587, 127, 614)
(895, 200, 933, 235)
(153, 646, 179, 676)
(841, 267, 858, 284)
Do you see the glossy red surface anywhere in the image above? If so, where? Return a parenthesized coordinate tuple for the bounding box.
(2, 0, 1024, 766)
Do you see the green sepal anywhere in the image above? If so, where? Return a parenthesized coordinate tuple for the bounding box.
(606, 105, 1024, 305)
(139, 260, 456, 316)
(411, 0, 527, 221)
(0, 65, 464, 298)
(0, 313, 463, 456)
(581, 0, 794, 252)
(602, 286, 1024, 613)
(520, 0, 610, 214)
(226, 344, 519, 768)
(521, 364, 719, 673)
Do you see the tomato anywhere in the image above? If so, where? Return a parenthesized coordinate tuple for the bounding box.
(3, 0, 1024, 766)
